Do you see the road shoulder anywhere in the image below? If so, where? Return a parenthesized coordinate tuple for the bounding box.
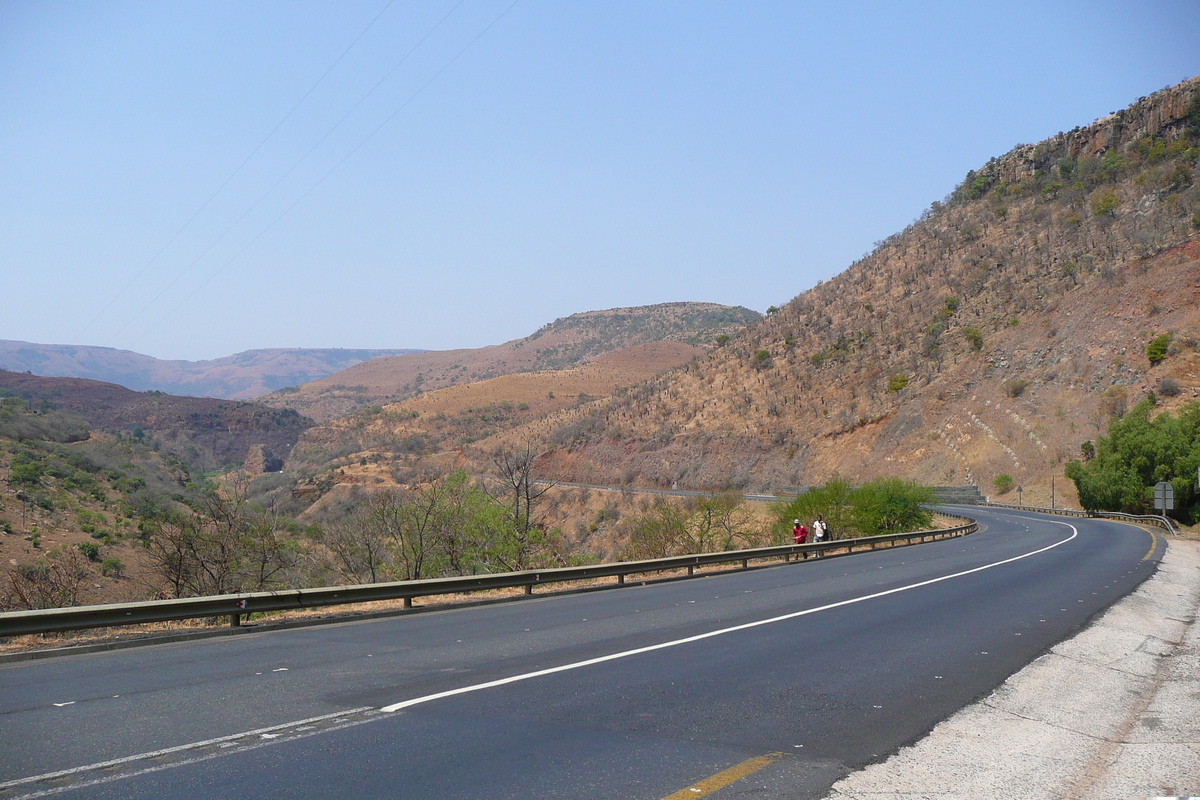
(826, 534, 1200, 799)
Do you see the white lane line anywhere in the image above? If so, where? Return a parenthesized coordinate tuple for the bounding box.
(0, 707, 374, 793)
(381, 521, 1079, 713)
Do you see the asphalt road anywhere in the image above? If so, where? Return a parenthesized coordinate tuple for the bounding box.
(0, 507, 1163, 799)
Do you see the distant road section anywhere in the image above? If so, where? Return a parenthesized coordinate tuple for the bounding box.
(0, 508, 1162, 799)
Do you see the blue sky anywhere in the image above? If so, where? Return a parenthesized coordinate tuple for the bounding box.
(2, 1, 1198, 361)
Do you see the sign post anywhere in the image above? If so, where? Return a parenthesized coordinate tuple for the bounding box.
(1154, 481, 1174, 512)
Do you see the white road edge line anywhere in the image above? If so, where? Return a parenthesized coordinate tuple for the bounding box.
(0, 707, 374, 792)
(380, 519, 1079, 713)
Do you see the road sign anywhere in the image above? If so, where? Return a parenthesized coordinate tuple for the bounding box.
(1154, 481, 1174, 511)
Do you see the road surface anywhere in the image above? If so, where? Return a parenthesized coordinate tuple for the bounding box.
(0, 507, 1162, 799)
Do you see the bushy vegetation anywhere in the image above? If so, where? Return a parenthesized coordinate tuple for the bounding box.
(771, 478, 933, 540)
(992, 474, 1015, 495)
(621, 494, 761, 560)
(1146, 332, 1173, 365)
(0, 397, 89, 443)
(1064, 398, 1200, 523)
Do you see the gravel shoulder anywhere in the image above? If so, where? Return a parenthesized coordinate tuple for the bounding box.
(827, 532, 1200, 799)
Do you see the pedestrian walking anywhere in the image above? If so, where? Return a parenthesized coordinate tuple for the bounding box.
(792, 519, 808, 559)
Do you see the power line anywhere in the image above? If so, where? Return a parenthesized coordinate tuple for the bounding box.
(105, 0, 470, 348)
(130, 0, 522, 349)
(73, 0, 398, 345)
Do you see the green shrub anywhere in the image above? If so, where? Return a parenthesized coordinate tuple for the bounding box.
(76, 541, 101, 562)
(888, 374, 909, 393)
(1147, 333, 1173, 365)
(752, 349, 773, 369)
(964, 327, 983, 351)
(850, 479, 934, 536)
(992, 474, 1015, 495)
(100, 557, 125, 578)
(1090, 187, 1121, 216)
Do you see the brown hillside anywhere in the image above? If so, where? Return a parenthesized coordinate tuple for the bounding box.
(283, 341, 704, 507)
(258, 303, 760, 422)
(473, 77, 1200, 506)
(0, 370, 312, 470)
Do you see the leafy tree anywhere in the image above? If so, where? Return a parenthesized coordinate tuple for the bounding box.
(1064, 398, 1200, 523)
(772, 479, 854, 541)
(849, 479, 933, 536)
(992, 474, 1015, 495)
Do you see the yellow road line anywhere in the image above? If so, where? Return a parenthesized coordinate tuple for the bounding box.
(661, 753, 784, 799)
(1143, 530, 1161, 561)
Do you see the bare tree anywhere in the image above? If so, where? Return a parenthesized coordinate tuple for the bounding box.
(320, 504, 392, 584)
(2, 548, 91, 610)
(491, 442, 558, 569)
(142, 473, 299, 598)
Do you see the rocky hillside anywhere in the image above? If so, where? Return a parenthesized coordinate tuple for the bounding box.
(258, 303, 761, 422)
(0, 370, 312, 471)
(480, 77, 1200, 507)
(0, 342, 423, 400)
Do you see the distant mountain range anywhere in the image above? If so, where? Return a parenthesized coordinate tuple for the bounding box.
(0, 342, 425, 400)
(257, 302, 763, 421)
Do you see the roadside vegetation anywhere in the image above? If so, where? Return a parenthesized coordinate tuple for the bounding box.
(770, 479, 934, 540)
(1065, 398, 1199, 524)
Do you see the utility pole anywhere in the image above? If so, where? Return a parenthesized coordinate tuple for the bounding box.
(1051, 475, 1055, 510)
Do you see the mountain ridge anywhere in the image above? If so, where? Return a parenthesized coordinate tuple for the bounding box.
(0, 341, 426, 401)
(258, 302, 762, 422)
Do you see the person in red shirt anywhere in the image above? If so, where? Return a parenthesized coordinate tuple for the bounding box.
(792, 519, 809, 559)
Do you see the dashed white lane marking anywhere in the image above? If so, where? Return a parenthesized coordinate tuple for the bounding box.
(381, 521, 1080, 713)
(272, 668, 288, 672)
(51, 702, 74, 707)
(0, 707, 376, 799)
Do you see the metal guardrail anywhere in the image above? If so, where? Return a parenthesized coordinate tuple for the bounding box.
(979, 502, 1178, 535)
(0, 519, 977, 638)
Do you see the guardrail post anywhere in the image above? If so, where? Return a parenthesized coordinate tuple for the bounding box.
(742, 558, 748, 569)
(403, 597, 413, 609)
(617, 574, 625, 585)
(687, 565, 694, 576)
(525, 584, 534, 595)
(230, 613, 240, 628)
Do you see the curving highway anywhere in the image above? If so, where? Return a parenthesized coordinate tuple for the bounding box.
(0, 507, 1164, 799)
